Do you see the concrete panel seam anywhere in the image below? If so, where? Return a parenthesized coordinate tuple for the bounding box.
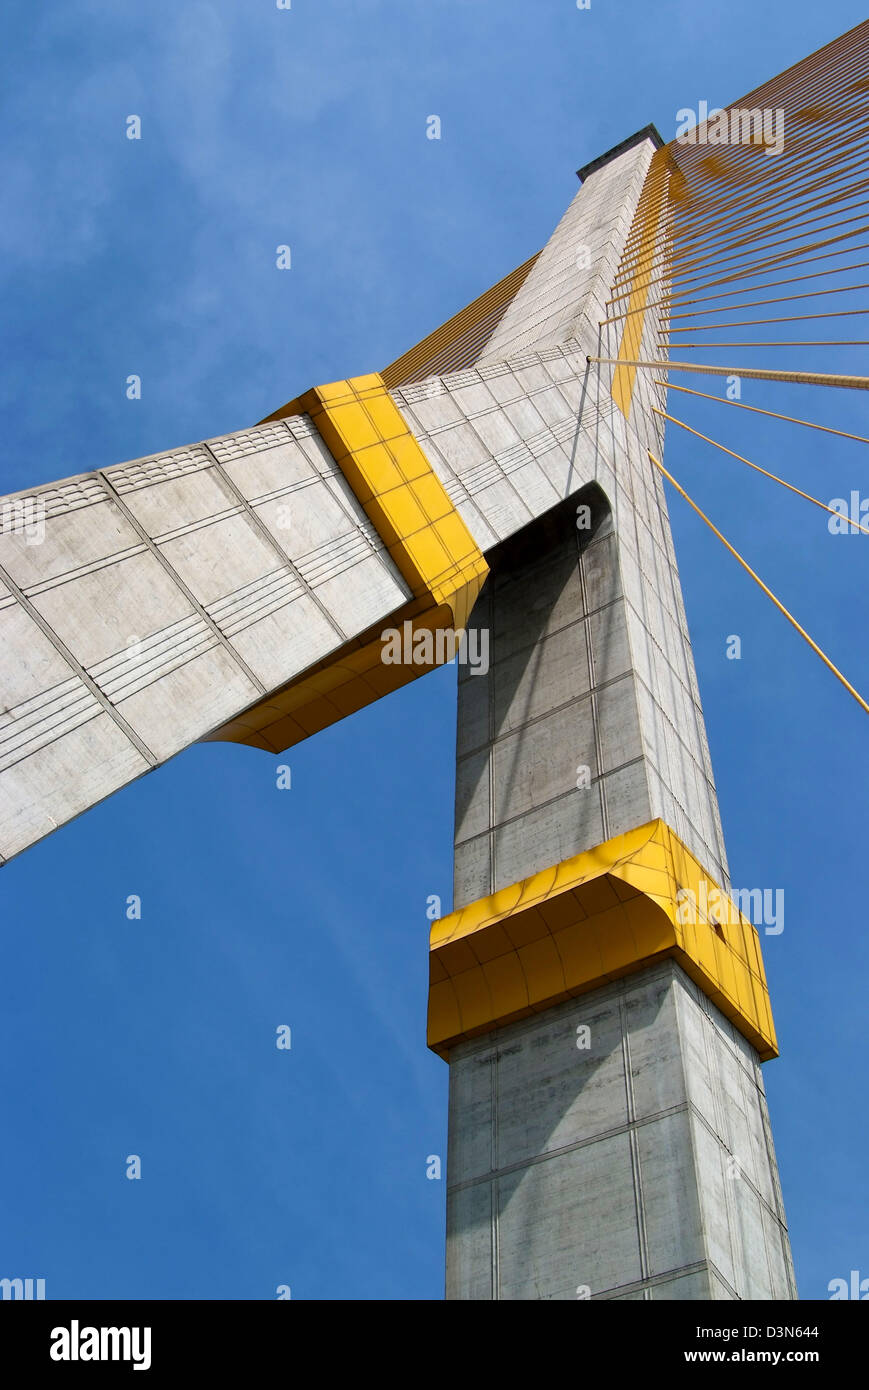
(706, 1261, 742, 1302)
(454, 673, 645, 763)
(620, 993, 651, 1287)
(446, 1100, 692, 1193)
(686, 1100, 793, 1232)
(591, 1261, 711, 1302)
(199, 441, 350, 647)
(453, 757, 645, 836)
(0, 558, 158, 769)
(98, 472, 268, 699)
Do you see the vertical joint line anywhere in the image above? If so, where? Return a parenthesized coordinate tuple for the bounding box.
(486, 584, 497, 897)
(579, 532, 609, 842)
(98, 471, 268, 697)
(202, 440, 350, 646)
(620, 995, 650, 1290)
(490, 1049, 500, 1300)
(0, 559, 158, 768)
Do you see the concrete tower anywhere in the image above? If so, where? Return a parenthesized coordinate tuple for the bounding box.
(0, 130, 794, 1300)
(409, 131, 796, 1301)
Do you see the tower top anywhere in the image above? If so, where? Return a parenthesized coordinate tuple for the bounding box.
(576, 122, 663, 181)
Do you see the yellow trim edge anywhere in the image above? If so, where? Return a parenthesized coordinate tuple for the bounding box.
(207, 375, 488, 752)
(428, 819, 778, 1062)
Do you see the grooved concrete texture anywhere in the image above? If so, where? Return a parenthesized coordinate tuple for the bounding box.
(454, 489, 648, 904)
(445, 960, 797, 1301)
(0, 417, 412, 862)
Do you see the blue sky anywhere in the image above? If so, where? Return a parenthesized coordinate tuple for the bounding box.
(1, 0, 867, 1300)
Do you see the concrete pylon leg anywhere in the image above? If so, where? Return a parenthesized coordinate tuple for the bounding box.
(441, 496, 797, 1300)
(445, 966, 796, 1301)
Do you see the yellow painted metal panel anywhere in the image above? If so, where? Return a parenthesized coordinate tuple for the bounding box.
(208, 376, 488, 754)
(611, 148, 670, 419)
(428, 819, 778, 1062)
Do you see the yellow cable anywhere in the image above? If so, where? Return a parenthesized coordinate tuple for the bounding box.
(652, 380, 869, 446)
(646, 450, 869, 716)
(652, 407, 869, 536)
(588, 357, 869, 391)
